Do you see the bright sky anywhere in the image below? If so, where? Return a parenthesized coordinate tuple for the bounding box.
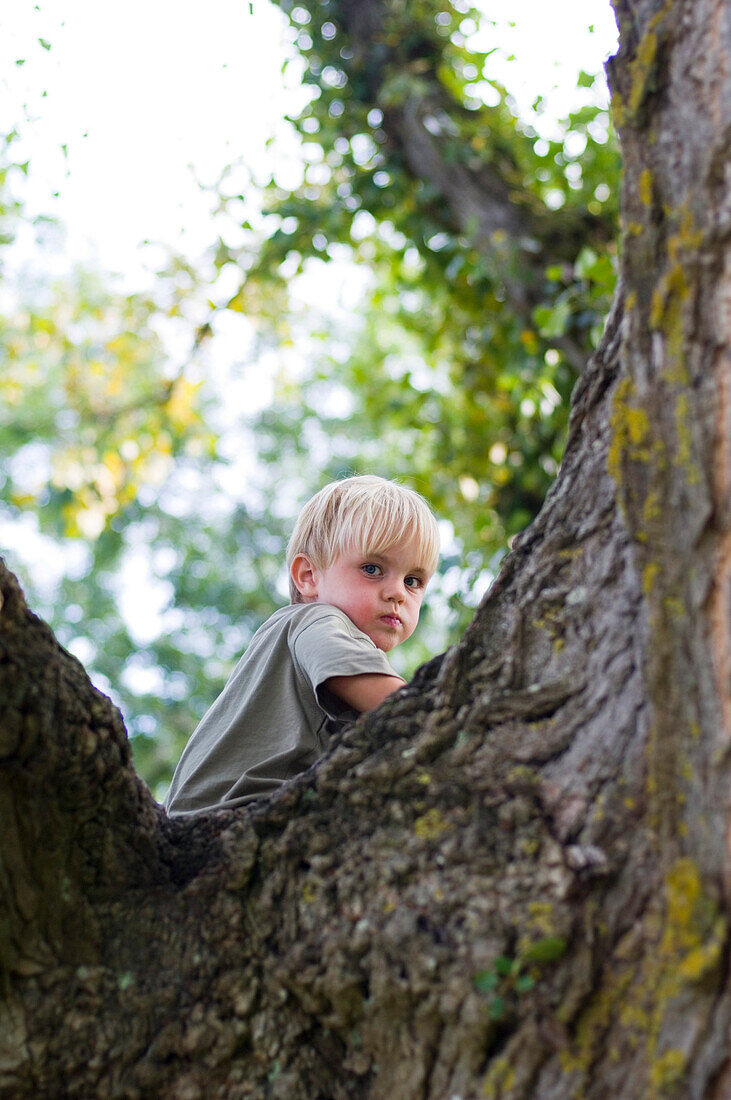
(2, 1, 302, 281)
(1, 0, 618, 282)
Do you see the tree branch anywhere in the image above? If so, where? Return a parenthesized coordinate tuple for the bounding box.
(329, 0, 615, 370)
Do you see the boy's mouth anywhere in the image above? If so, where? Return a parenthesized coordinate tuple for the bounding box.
(380, 614, 402, 627)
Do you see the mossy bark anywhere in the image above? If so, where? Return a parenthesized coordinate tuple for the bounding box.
(1, 0, 730, 1096)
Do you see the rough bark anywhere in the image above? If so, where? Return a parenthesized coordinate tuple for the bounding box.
(1, 0, 729, 1097)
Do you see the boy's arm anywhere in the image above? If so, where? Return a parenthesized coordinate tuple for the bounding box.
(324, 673, 406, 713)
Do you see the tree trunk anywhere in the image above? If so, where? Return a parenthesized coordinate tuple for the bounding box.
(1, 0, 729, 1096)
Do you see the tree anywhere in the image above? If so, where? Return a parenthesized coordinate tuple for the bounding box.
(1, 0, 729, 1097)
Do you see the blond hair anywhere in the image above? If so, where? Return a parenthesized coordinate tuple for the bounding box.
(287, 475, 440, 603)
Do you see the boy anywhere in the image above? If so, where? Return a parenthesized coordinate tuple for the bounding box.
(164, 475, 439, 816)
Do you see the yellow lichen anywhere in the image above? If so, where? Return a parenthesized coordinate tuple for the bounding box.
(533, 606, 565, 652)
(673, 394, 699, 482)
(650, 1049, 686, 1090)
(414, 808, 449, 840)
(664, 596, 684, 618)
(649, 265, 689, 330)
(560, 970, 634, 1074)
(527, 901, 555, 935)
(677, 919, 725, 980)
(623, 0, 674, 121)
(674, 394, 691, 464)
(649, 289, 664, 328)
(301, 880, 318, 905)
(611, 89, 626, 128)
(644, 206, 704, 391)
(668, 206, 704, 261)
(627, 407, 650, 446)
(663, 858, 699, 936)
(639, 169, 653, 206)
(481, 1057, 516, 1097)
(607, 377, 633, 482)
(643, 491, 661, 523)
(655, 859, 725, 987)
(561, 858, 724, 1095)
(628, 31, 658, 116)
(557, 546, 584, 560)
(620, 1002, 649, 1030)
(607, 377, 655, 484)
(506, 765, 539, 786)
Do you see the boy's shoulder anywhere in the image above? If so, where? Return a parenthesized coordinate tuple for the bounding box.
(252, 603, 383, 658)
(242, 603, 386, 679)
(262, 602, 367, 640)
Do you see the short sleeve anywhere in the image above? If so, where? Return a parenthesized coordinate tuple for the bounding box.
(292, 608, 395, 702)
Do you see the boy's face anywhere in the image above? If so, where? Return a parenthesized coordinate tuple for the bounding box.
(300, 537, 432, 652)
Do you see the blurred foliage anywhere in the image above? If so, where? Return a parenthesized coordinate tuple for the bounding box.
(0, 130, 286, 792)
(3, 275, 209, 539)
(1, 1, 621, 796)
(215, 0, 620, 607)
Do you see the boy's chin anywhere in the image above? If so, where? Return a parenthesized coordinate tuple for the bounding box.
(370, 631, 402, 653)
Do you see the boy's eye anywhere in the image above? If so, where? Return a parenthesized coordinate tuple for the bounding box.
(362, 563, 382, 576)
(405, 575, 423, 589)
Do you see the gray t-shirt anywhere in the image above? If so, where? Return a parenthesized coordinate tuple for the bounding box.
(164, 603, 396, 816)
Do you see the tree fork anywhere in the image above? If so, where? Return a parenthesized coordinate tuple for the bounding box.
(1, 0, 730, 1096)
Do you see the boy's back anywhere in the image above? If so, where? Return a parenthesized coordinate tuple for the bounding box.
(164, 602, 395, 815)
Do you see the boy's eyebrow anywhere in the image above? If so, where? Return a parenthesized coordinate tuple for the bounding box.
(363, 552, 431, 577)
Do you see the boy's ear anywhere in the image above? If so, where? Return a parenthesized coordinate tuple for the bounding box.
(290, 554, 319, 601)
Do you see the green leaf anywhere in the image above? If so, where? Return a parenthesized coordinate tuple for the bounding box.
(523, 937, 567, 964)
(494, 955, 513, 977)
(473, 969, 499, 994)
(534, 298, 571, 338)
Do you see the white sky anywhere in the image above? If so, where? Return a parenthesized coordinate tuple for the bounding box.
(2, 1, 303, 281)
